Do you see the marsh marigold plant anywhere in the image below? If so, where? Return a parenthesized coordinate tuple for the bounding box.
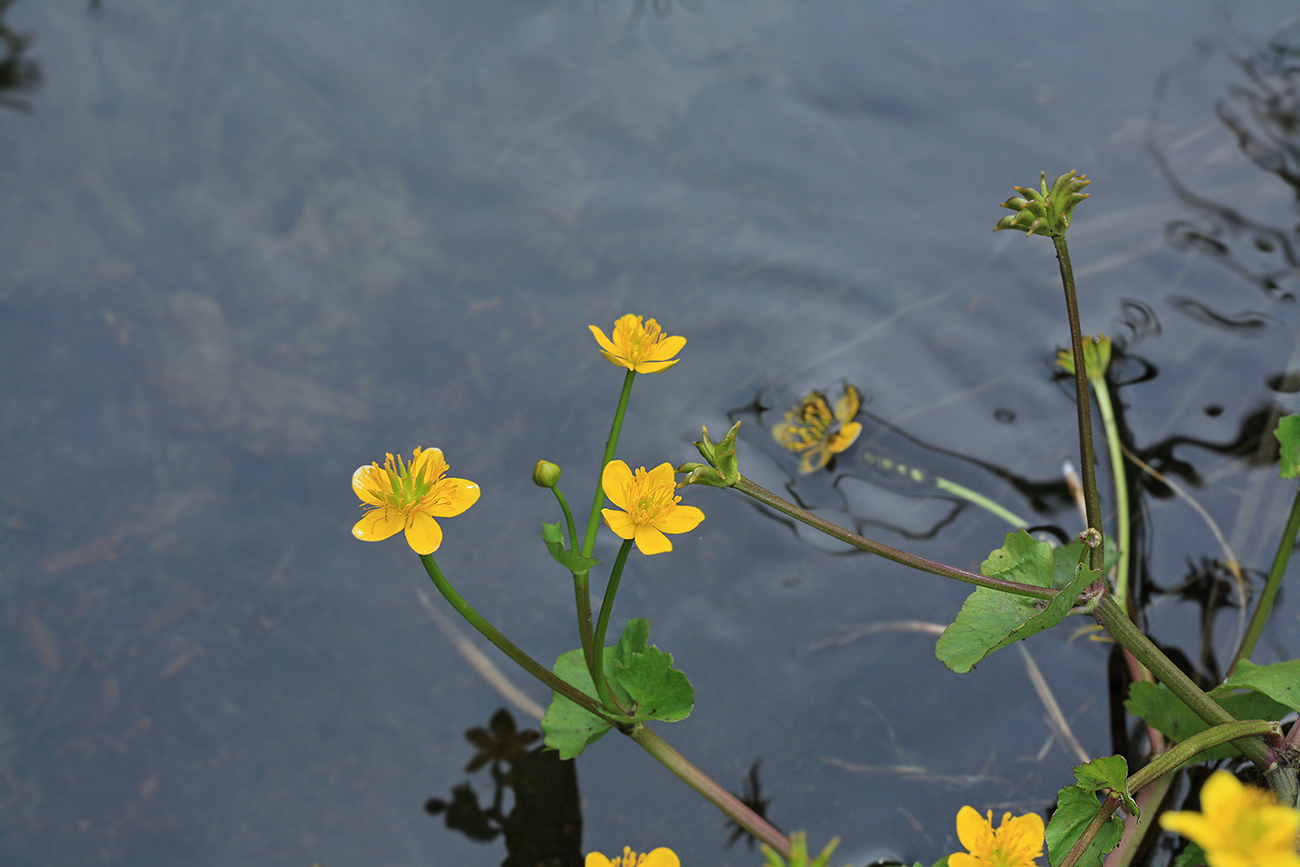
(949, 806, 1045, 867)
(351, 447, 480, 555)
(1160, 771, 1300, 867)
(586, 846, 679, 867)
(601, 460, 704, 555)
(589, 314, 686, 373)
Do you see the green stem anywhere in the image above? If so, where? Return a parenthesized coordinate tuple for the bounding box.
(419, 554, 617, 723)
(1128, 719, 1277, 793)
(1092, 595, 1271, 769)
(1092, 376, 1132, 613)
(553, 485, 579, 557)
(1230, 481, 1300, 673)
(735, 476, 1055, 599)
(1054, 235, 1104, 573)
(581, 369, 637, 559)
(590, 539, 635, 711)
(553, 485, 597, 673)
(630, 723, 792, 860)
(572, 570, 597, 677)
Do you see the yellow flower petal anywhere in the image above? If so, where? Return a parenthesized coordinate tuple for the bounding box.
(657, 504, 705, 535)
(352, 464, 389, 505)
(429, 477, 481, 517)
(634, 525, 673, 555)
(403, 511, 444, 555)
(647, 335, 687, 362)
(834, 384, 862, 423)
(588, 325, 621, 357)
(956, 806, 994, 854)
(602, 508, 638, 540)
(828, 421, 863, 454)
(799, 446, 832, 474)
(632, 358, 680, 374)
(602, 460, 634, 511)
(584, 854, 613, 867)
(642, 848, 681, 867)
(410, 446, 446, 477)
(352, 507, 405, 543)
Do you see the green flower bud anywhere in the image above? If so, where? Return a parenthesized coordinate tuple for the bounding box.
(532, 460, 562, 488)
(687, 421, 741, 487)
(994, 170, 1091, 238)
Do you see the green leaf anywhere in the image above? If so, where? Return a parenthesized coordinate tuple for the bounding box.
(1223, 659, 1300, 712)
(610, 618, 694, 723)
(1173, 840, 1208, 867)
(1275, 415, 1300, 478)
(540, 522, 598, 572)
(1072, 755, 1137, 817)
(1126, 681, 1289, 760)
(1051, 539, 1119, 590)
(936, 530, 1098, 673)
(1045, 785, 1124, 867)
(539, 648, 620, 760)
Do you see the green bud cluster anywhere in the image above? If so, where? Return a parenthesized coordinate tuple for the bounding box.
(679, 421, 742, 488)
(995, 170, 1091, 238)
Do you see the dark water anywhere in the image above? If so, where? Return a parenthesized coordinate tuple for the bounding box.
(3, 2, 1300, 865)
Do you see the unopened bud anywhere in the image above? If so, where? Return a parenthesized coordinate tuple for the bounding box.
(532, 460, 562, 488)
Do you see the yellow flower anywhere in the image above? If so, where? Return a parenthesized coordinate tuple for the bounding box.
(589, 314, 686, 373)
(772, 384, 863, 474)
(351, 447, 480, 555)
(586, 846, 679, 867)
(949, 806, 1045, 867)
(1160, 771, 1300, 867)
(601, 460, 705, 555)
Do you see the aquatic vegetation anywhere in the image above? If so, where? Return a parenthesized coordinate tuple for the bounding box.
(353, 175, 1300, 867)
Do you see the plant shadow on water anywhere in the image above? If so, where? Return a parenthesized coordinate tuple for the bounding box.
(3, 3, 1300, 867)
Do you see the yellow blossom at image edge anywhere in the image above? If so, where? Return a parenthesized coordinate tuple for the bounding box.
(351, 447, 480, 555)
(589, 314, 686, 374)
(1159, 771, 1300, 867)
(601, 460, 704, 555)
(586, 846, 679, 867)
(949, 806, 1045, 867)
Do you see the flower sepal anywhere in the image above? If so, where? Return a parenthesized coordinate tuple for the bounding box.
(761, 831, 841, 867)
(994, 170, 1091, 238)
(1056, 334, 1112, 382)
(685, 421, 742, 487)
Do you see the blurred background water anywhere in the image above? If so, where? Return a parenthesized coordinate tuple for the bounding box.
(4, 2, 1300, 865)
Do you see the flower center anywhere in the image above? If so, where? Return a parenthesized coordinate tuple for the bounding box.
(626, 470, 679, 526)
(615, 316, 664, 364)
(371, 452, 436, 513)
(609, 847, 648, 867)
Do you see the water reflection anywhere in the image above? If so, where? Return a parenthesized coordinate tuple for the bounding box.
(0, 0, 40, 112)
(1151, 21, 1300, 300)
(426, 709, 582, 867)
